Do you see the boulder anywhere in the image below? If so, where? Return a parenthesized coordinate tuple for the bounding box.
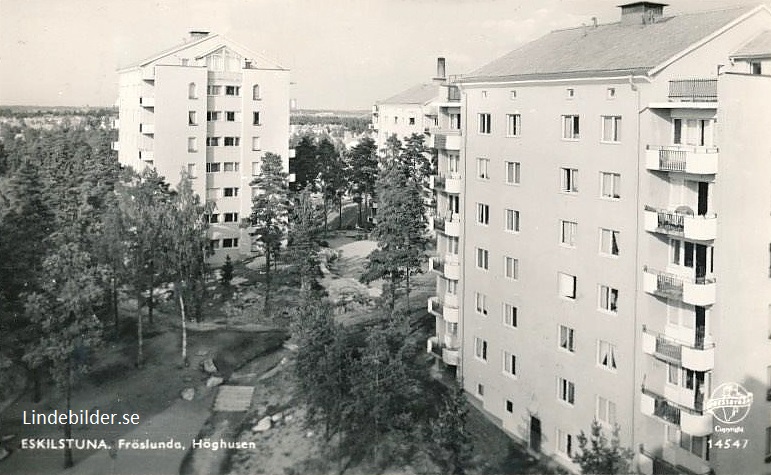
(180, 388, 195, 401)
(206, 376, 224, 388)
(201, 358, 218, 374)
(270, 412, 283, 422)
(252, 416, 272, 432)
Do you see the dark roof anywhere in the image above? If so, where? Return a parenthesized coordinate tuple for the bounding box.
(732, 30, 771, 57)
(378, 83, 438, 105)
(460, 5, 756, 82)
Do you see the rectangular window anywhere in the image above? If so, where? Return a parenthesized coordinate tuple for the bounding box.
(475, 292, 489, 316)
(504, 256, 519, 280)
(408, 117, 415, 125)
(560, 220, 577, 247)
(506, 399, 514, 413)
(561, 168, 578, 193)
(207, 137, 220, 147)
(188, 111, 198, 126)
(207, 111, 221, 121)
(667, 363, 680, 385)
(226, 111, 236, 122)
(562, 115, 580, 139)
(187, 163, 197, 177)
(752, 61, 762, 75)
(601, 116, 622, 142)
(206, 162, 221, 173)
(599, 285, 619, 313)
(252, 162, 261, 176)
(607, 87, 616, 99)
(478, 113, 491, 134)
(222, 237, 239, 248)
(558, 378, 575, 405)
(224, 212, 239, 223)
(187, 137, 198, 152)
(252, 137, 261, 151)
(477, 383, 485, 397)
(559, 325, 575, 352)
(557, 429, 573, 457)
(449, 113, 461, 130)
(597, 396, 617, 425)
(207, 85, 221, 96)
(505, 161, 521, 185)
(225, 86, 240, 96)
(474, 337, 488, 361)
(600, 229, 620, 256)
(566, 88, 575, 98)
(476, 203, 490, 225)
(253, 111, 261, 125)
(447, 236, 459, 255)
(505, 209, 520, 232)
(476, 158, 490, 180)
(223, 187, 239, 197)
(224, 137, 240, 146)
(446, 280, 458, 295)
(503, 351, 517, 377)
(601, 172, 621, 199)
(506, 114, 521, 137)
(208, 214, 219, 224)
(503, 303, 517, 328)
(476, 248, 489, 270)
(559, 272, 577, 300)
(597, 340, 618, 370)
(223, 162, 240, 172)
(765, 427, 771, 457)
(209, 239, 220, 249)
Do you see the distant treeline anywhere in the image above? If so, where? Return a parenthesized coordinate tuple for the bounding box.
(291, 114, 371, 134)
(0, 106, 117, 118)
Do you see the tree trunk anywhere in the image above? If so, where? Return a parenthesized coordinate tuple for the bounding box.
(357, 201, 362, 228)
(178, 288, 188, 367)
(405, 268, 410, 314)
(112, 275, 119, 336)
(63, 359, 73, 468)
(264, 249, 272, 319)
(147, 258, 154, 326)
(136, 291, 144, 368)
(323, 197, 329, 236)
(338, 199, 343, 230)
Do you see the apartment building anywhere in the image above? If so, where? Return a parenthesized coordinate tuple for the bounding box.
(427, 3, 771, 474)
(115, 32, 290, 263)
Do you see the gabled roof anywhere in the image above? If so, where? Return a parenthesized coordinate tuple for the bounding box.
(377, 83, 439, 105)
(732, 30, 771, 58)
(460, 5, 759, 83)
(118, 34, 286, 72)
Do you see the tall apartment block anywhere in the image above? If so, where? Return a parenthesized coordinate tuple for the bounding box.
(115, 32, 290, 263)
(426, 3, 771, 474)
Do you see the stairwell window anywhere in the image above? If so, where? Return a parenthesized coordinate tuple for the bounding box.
(600, 172, 621, 199)
(597, 340, 618, 371)
(478, 113, 492, 134)
(601, 116, 622, 143)
(506, 114, 521, 137)
(599, 285, 619, 313)
(562, 115, 580, 139)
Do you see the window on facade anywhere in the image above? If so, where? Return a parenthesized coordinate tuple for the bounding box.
(751, 61, 762, 75)
(506, 114, 521, 137)
(207, 111, 221, 121)
(252, 161, 261, 176)
(562, 115, 580, 139)
(187, 137, 198, 152)
(607, 87, 616, 99)
(188, 111, 198, 126)
(222, 237, 239, 248)
(503, 351, 517, 377)
(561, 168, 578, 193)
(597, 396, 617, 425)
(504, 257, 519, 280)
(678, 431, 710, 460)
(478, 113, 492, 134)
(505, 161, 520, 185)
(476, 158, 490, 180)
(599, 285, 619, 313)
(600, 229, 620, 256)
(597, 340, 618, 370)
(209, 239, 220, 250)
(252, 137, 261, 151)
(558, 378, 575, 405)
(224, 137, 240, 146)
(559, 272, 577, 300)
(447, 154, 460, 175)
(477, 383, 485, 397)
(223, 187, 239, 197)
(207, 85, 221, 96)
(226, 111, 236, 122)
(476, 203, 490, 225)
(224, 212, 239, 222)
(475, 292, 488, 316)
(207, 137, 220, 147)
(474, 337, 488, 361)
(602, 116, 622, 142)
(505, 209, 520, 232)
(206, 162, 221, 173)
(187, 163, 197, 177)
(506, 399, 514, 413)
(448, 236, 459, 255)
(225, 85, 240, 96)
(560, 220, 577, 247)
(252, 84, 261, 100)
(449, 113, 461, 130)
(557, 429, 574, 457)
(566, 88, 575, 98)
(601, 172, 621, 199)
(408, 117, 415, 125)
(253, 111, 261, 125)
(208, 214, 219, 224)
(446, 279, 458, 295)
(223, 162, 240, 172)
(188, 82, 197, 99)
(476, 248, 489, 270)
(503, 303, 517, 328)
(765, 427, 771, 458)
(559, 325, 575, 352)
(510, 90, 517, 99)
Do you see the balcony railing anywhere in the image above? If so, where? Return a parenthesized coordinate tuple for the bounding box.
(669, 79, 717, 102)
(645, 146, 719, 174)
(431, 258, 444, 274)
(643, 386, 712, 436)
(642, 266, 716, 306)
(643, 206, 717, 240)
(428, 297, 443, 318)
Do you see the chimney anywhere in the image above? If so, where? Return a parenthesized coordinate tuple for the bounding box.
(592, 17, 598, 28)
(618, 2, 667, 25)
(434, 57, 447, 81)
(189, 30, 210, 40)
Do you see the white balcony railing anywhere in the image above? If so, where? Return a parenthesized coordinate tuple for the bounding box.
(645, 146, 718, 174)
(643, 206, 717, 241)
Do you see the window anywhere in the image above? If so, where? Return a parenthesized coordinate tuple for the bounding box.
(206, 137, 220, 147)
(667, 362, 680, 385)
(559, 325, 575, 352)
(599, 285, 619, 313)
(600, 172, 621, 199)
(602, 116, 622, 142)
(446, 279, 458, 295)
(505, 209, 520, 232)
(208, 214, 219, 224)
(562, 115, 580, 139)
(558, 378, 575, 405)
(510, 90, 517, 100)
(187, 163, 197, 177)
(209, 239, 220, 250)
(449, 113, 461, 130)
(607, 87, 616, 99)
(223, 187, 239, 197)
(393, 116, 398, 124)
(206, 162, 221, 173)
(224, 137, 240, 146)
(206, 188, 219, 200)
(224, 212, 239, 223)
(477, 383, 485, 397)
(474, 337, 488, 361)
(503, 303, 517, 328)
(188, 111, 198, 125)
(253, 111, 261, 125)
(504, 257, 519, 280)
(478, 113, 491, 134)
(252, 161, 260, 176)
(476, 203, 490, 225)
(223, 162, 240, 172)
(678, 431, 710, 460)
(222, 237, 239, 248)
(600, 229, 620, 256)
(408, 117, 415, 125)
(475, 292, 489, 315)
(225, 85, 240, 96)
(207, 85, 221, 96)
(447, 236, 459, 255)
(226, 111, 236, 122)
(448, 153, 460, 174)
(566, 88, 575, 98)
(558, 272, 577, 300)
(207, 111, 221, 121)
(597, 340, 618, 370)
(560, 220, 577, 247)
(556, 429, 573, 457)
(597, 396, 617, 426)
(476, 248, 489, 270)
(481, 90, 488, 98)
(506, 399, 514, 413)
(187, 137, 198, 152)
(252, 84, 261, 100)
(766, 427, 771, 458)
(505, 161, 520, 185)
(476, 158, 490, 179)
(751, 61, 762, 75)
(506, 114, 521, 137)
(561, 168, 578, 193)
(252, 137, 261, 151)
(188, 82, 197, 99)
(503, 351, 517, 377)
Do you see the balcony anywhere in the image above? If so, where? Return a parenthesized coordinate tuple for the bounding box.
(668, 79, 717, 102)
(642, 326, 715, 372)
(139, 123, 155, 135)
(641, 387, 712, 436)
(643, 206, 717, 241)
(141, 67, 155, 81)
(139, 150, 154, 161)
(431, 132, 461, 150)
(645, 146, 718, 174)
(431, 215, 461, 237)
(139, 96, 155, 108)
(442, 348, 460, 366)
(427, 336, 442, 358)
(428, 297, 443, 318)
(430, 175, 446, 191)
(426, 337, 460, 366)
(639, 447, 711, 475)
(429, 257, 460, 281)
(642, 267, 716, 306)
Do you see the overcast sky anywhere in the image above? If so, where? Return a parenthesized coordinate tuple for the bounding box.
(0, 0, 762, 110)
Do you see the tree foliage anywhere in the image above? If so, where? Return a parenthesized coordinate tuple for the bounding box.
(572, 420, 633, 475)
(427, 383, 473, 475)
(287, 185, 324, 290)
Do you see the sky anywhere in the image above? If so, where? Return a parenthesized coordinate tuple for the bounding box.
(0, 0, 764, 110)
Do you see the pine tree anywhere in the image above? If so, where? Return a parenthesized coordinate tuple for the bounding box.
(572, 420, 634, 475)
(290, 135, 319, 191)
(220, 255, 234, 287)
(427, 383, 473, 475)
(347, 137, 378, 227)
(287, 185, 323, 290)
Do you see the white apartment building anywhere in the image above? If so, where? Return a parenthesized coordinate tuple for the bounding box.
(115, 31, 290, 262)
(427, 3, 771, 474)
